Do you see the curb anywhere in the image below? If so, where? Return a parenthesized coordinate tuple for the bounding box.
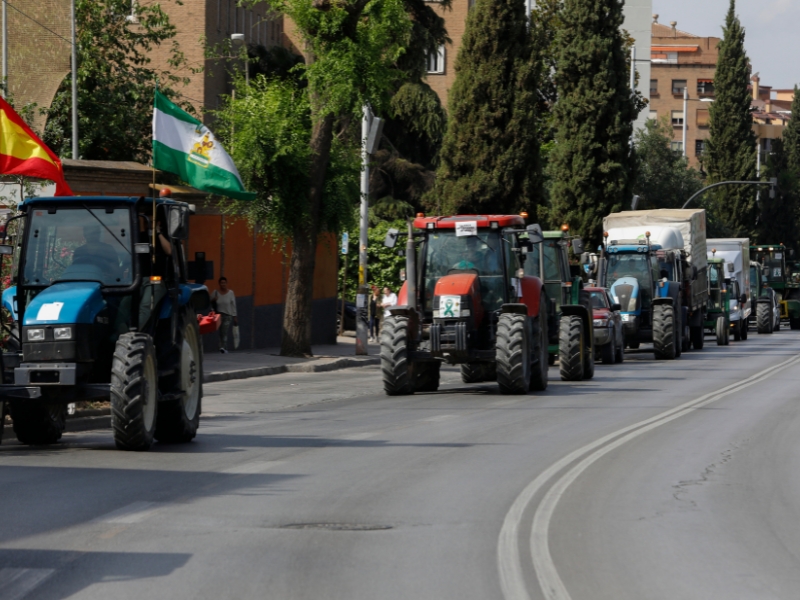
(203, 356, 380, 383)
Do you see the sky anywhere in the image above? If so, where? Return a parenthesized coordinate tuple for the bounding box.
(652, 0, 800, 91)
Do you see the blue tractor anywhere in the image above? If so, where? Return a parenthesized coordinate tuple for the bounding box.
(0, 195, 210, 450)
(602, 236, 682, 359)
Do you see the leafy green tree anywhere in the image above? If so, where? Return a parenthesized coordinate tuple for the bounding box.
(782, 86, 800, 175)
(633, 117, 703, 209)
(547, 0, 638, 245)
(43, 0, 191, 162)
(429, 0, 539, 216)
(339, 219, 407, 302)
(756, 138, 800, 247)
(705, 0, 757, 237)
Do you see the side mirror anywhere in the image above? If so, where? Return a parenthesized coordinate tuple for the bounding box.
(727, 262, 735, 272)
(167, 205, 190, 240)
(611, 303, 622, 312)
(0, 244, 12, 255)
(526, 224, 544, 245)
(384, 228, 399, 249)
(579, 252, 590, 265)
(571, 237, 585, 255)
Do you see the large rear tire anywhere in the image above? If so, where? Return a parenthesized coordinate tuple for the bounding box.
(530, 314, 548, 392)
(111, 333, 158, 451)
(381, 316, 414, 396)
(10, 400, 66, 445)
(155, 308, 202, 443)
(690, 324, 704, 350)
(715, 317, 727, 346)
(496, 313, 531, 395)
(653, 304, 676, 360)
(415, 362, 440, 392)
(461, 362, 495, 383)
(757, 303, 773, 334)
(559, 316, 584, 381)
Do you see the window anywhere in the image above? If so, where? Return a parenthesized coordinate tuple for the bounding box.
(670, 141, 683, 153)
(648, 110, 658, 120)
(696, 109, 709, 127)
(697, 79, 714, 96)
(427, 46, 445, 74)
(672, 79, 687, 95)
(650, 79, 658, 95)
(695, 139, 707, 156)
(671, 110, 684, 126)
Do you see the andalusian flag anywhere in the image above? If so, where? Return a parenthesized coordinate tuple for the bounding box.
(0, 97, 72, 196)
(152, 91, 255, 201)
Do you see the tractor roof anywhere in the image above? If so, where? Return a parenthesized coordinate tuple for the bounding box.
(413, 215, 525, 229)
(21, 195, 186, 208)
(751, 244, 787, 251)
(707, 257, 725, 264)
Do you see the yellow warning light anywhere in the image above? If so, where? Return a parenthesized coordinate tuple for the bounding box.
(561, 223, 569, 232)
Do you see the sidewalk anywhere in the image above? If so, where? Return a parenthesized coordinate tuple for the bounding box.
(203, 334, 381, 383)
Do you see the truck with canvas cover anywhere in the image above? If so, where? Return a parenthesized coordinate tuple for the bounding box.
(380, 215, 550, 396)
(602, 209, 708, 352)
(707, 239, 750, 340)
(750, 243, 800, 329)
(0, 195, 211, 450)
(522, 227, 595, 381)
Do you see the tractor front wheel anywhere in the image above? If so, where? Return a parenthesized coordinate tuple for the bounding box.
(559, 316, 584, 381)
(381, 316, 414, 396)
(715, 317, 727, 346)
(496, 313, 531, 395)
(111, 333, 158, 451)
(653, 304, 676, 360)
(530, 314, 549, 392)
(10, 400, 66, 445)
(757, 303, 773, 334)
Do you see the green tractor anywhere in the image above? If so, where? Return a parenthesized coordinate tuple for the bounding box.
(750, 244, 800, 329)
(522, 227, 595, 381)
(0, 195, 211, 450)
(704, 257, 731, 345)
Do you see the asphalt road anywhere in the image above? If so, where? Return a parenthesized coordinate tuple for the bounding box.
(2, 331, 800, 600)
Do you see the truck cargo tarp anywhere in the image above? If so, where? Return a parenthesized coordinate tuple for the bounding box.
(603, 209, 707, 271)
(708, 238, 750, 297)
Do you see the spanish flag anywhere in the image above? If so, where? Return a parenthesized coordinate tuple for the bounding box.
(0, 97, 72, 196)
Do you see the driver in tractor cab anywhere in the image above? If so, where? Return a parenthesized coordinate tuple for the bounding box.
(451, 235, 503, 310)
(72, 224, 121, 281)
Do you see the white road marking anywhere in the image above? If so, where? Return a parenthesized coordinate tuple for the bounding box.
(498, 352, 800, 600)
(423, 414, 458, 423)
(337, 432, 379, 441)
(97, 501, 160, 524)
(0, 568, 55, 600)
(222, 460, 285, 474)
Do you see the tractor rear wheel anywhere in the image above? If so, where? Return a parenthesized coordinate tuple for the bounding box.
(155, 309, 202, 443)
(530, 314, 549, 392)
(10, 400, 66, 445)
(790, 317, 800, 330)
(381, 316, 414, 396)
(757, 303, 773, 334)
(496, 313, 531, 395)
(111, 333, 158, 451)
(653, 304, 676, 360)
(461, 363, 488, 384)
(559, 316, 584, 381)
(415, 362, 440, 392)
(715, 317, 727, 346)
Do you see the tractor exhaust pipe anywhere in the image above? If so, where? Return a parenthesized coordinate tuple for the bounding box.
(406, 219, 417, 311)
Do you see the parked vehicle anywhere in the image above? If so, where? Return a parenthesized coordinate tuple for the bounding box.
(587, 287, 624, 364)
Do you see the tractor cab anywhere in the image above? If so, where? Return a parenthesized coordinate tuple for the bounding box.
(0, 195, 211, 450)
(751, 244, 800, 328)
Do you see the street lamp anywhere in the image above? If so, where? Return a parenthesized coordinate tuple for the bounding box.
(231, 33, 248, 88)
(681, 178, 778, 209)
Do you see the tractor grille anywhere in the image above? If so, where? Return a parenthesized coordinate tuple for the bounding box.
(615, 284, 636, 313)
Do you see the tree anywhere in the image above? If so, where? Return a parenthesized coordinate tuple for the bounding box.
(782, 86, 800, 175)
(429, 0, 539, 216)
(633, 117, 703, 209)
(547, 0, 638, 245)
(43, 0, 191, 162)
(756, 138, 800, 247)
(705, 0, 757, 238)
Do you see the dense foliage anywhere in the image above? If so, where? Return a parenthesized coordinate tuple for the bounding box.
(757, 138, 800, 248)
(339, 219, 406, 301)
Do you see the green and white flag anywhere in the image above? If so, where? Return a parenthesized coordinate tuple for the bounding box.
(152, 90, 256, 201)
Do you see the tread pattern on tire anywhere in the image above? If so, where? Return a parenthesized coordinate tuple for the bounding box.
(496, 313, 530, 395)
(530, 315, 548, 392)
(10, 401, 65, 445)
(111, 332, 158, 451)
(757, 302, 773, 334)
(460, 363, 484, 384)
(559, 316, 584, 381)
(652, 304, 676, 360)
(381, 316, 414, 396)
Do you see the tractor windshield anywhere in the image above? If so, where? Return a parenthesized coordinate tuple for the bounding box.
(423, 229, 504, 312)
(606, 253, 656, 310)
(23, 207, 133, 287)
(752, 248, 785, 286)
(708, 263, 725, 310)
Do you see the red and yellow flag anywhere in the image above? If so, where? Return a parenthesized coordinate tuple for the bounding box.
(0, 97, 72, 196)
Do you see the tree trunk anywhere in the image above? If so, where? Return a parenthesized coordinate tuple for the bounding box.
(280, 112, 335, 357)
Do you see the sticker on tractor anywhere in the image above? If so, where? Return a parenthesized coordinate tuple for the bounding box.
(455, 221, 478, 237)
(36, 302, 64, 321)
(440, 295, 461, 318)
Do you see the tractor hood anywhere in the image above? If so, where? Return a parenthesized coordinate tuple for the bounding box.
(22, 282, 106, 326)
(610, 276, 640, 314)
(433, 273, 484, 323)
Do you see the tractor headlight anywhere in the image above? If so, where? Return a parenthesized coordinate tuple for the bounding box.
(54, 327, 73, 340)
(27, 328, 45, 341)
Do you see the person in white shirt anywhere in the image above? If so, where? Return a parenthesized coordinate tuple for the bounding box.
(381, 286, 398, 319)
(211, 276, 238, 353)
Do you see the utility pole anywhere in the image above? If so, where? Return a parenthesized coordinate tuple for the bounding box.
(682, 86, 688, 159)
(630, 46, 636, 91)
(355, 105, 371, 355)
(71, 0, 79, 159)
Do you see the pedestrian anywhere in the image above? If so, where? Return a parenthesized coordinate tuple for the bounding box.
(381, 286, 397, 327)
(211, 276, 238, 353)
(369, 286, 380, 341)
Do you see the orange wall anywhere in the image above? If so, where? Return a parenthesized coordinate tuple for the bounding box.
(223, 218, 254, 297)
(188, 214, 222, 292)
(255, 235, 288, 306)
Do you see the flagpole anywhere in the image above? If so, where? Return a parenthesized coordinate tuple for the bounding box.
(70, 0, 78, 159)
(2, 0, 7, 99)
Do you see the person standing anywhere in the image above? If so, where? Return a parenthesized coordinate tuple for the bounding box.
(369, 286, 380, 342)
(211, 276, 238, 353)
(381, 286, 397, 328)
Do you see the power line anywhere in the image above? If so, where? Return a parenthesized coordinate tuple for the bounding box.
(2, 0, 73, 47)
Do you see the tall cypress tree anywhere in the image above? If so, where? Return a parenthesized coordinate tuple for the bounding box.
(705, 0, 757, 237)
(782, 86, 800, 175)
(547, 0, 637, 245)
(429, 0, 539, 215)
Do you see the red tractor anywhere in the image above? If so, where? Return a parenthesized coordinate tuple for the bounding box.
(381, 214, 549, 395)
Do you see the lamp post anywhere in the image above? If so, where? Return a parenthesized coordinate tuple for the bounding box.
(71, 0, 78, 159)
(231, 33, 248, 89)
(682, 178, 777, 209)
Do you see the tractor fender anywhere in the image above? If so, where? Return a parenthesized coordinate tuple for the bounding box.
(23, 282, 104, 326)
(518, 275, 543, 317)
(561, 304, 593, 349)
(652, 296, 674, 307)
(159, 284, 210, 320)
